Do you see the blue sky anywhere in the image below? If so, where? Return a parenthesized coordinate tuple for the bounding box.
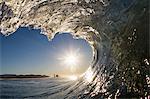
(0, 27, 93, 76)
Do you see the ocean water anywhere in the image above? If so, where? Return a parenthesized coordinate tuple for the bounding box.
(0, 0, 149, 98)
(0, 78, 75, 99)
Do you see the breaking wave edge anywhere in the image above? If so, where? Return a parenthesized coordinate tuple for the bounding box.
(0, 0, 149, 98)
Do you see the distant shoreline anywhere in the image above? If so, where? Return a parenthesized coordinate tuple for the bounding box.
(0, 74, 49, 79)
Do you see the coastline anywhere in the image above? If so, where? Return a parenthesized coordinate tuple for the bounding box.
(0, 74, 49, 80)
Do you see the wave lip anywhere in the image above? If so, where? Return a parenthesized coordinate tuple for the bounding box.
(0, 0, 149, 98)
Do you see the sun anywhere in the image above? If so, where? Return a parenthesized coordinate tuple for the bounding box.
(64, 54, 78, 66)
(58, 48, 81, 73)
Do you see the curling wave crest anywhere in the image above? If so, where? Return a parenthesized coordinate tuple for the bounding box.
(0, 0, 149, 98)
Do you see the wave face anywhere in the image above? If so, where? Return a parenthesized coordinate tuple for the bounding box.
(0, 0, 149, 98)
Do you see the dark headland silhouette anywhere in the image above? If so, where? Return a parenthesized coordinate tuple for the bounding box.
(0, 74, 49, 79)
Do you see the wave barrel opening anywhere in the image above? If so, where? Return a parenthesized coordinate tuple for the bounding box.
(0, 0, 149, 98)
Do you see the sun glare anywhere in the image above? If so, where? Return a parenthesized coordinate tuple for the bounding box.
(58, 49, 81, 73)
(85, 67, 93, 83)
(64, 54, 78, 65)
(68, 75, 78, 81)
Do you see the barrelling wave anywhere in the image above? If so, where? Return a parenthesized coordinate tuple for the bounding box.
(0, 0, 149, 98)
